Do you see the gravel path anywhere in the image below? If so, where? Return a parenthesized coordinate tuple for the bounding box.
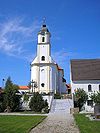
(30, 99, 80, 133)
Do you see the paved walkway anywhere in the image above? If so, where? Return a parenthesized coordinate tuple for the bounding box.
(30, 99, 80, 133)
(0, 113, 47, 116)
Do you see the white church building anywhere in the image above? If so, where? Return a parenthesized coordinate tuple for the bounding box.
(30, 22, 66, 94)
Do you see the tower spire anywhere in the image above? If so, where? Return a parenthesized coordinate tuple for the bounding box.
(42, 17, 46, 25)
(42, 17, 46, 27)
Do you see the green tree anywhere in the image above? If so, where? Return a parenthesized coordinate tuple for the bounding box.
(3, 77, 21, 112)
(23, 93, 29, 111)
(0, 93, 5, 112)
(74, 88, 88, 111)
(29, 92, 48, 112)
(54, 92, 61, 99)
(90, 92, 100, 105)
(27, 81, 31, 92)
(23, 93, 29, 102)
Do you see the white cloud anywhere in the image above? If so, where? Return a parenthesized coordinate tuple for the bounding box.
(0, 17, 39, 58)
(52, 49, 73, 66)
(52, 49, 77, 81)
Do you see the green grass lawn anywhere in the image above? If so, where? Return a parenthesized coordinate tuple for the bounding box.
(0, 115, 46, 133)
(74, 114, 100, 133)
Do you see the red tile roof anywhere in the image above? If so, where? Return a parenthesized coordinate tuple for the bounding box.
(19, 86, 29, 90)
(56, 64, 63, 71)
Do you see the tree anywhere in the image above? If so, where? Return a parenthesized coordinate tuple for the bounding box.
(0, 93, 5, 112)
(3, 77, 21, 112)
(23, 93, 29, 102)
(23, 93, 29, 111)
(74, 88, 88, 111)
(29, 92, 48, 112)
(90, 92, 100, 105)
(54, 92, 61, 99)
(27, 81, 31, 92)
(90, 92, 100, 118)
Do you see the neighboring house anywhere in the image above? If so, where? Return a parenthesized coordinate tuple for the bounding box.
(30, 22, 66, 94)
(70, 59, 100, 112)
(18, 86, 30, 94)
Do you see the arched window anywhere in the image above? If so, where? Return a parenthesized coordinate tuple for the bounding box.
(41, 56, 45, 61)
(42, 37, 45, 42)
(41, 69, 44, 72)
(41, 83, 45, 87)
(88, 85, 92, 92)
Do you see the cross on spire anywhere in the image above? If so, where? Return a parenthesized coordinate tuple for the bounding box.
(42, 17, 46, 26)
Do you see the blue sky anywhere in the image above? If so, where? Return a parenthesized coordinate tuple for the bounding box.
(0, 0, 100, 87)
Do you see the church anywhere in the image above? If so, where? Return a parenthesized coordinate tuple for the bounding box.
(30, 22, 66, 94)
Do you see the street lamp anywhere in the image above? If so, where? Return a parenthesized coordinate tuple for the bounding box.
(31, 80, 34, 93)
(34, 81, 38, 93)
(31, 80, 38, 94)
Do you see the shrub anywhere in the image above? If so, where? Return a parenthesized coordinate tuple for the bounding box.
(0, 93, 5, 112)
(3, 77, 21, 112)
(29, 92, 48, 112)
(74, 88, 88, 111)
(90, 92, 100, 105)
(54, 93, 61, 99)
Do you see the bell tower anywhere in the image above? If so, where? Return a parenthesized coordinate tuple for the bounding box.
(31, 20, 54, 94)
(37, 20, 51, 63)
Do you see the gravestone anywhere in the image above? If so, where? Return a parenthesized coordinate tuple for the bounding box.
(94, 104, 100, 119)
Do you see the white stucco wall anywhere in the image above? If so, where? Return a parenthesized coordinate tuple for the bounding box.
(71, 80, 100, 112)
(31, 65, 38, 81)
(31, 63, 58, 94)
(39, 66, 50, 93)
(38, 34, 50, 44)
(37, 44, 50, 63)
(71, 80, 100, 94)
(50, 65, 57, 93)
(19, 89, 29, 94)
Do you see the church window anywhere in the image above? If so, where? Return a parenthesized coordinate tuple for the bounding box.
(41, 56, 45, 61)
(88, 85, 92, 92)
(41, 83, 45, 87)
(41, 69, 44, 72)
(42, 37, 45, 42)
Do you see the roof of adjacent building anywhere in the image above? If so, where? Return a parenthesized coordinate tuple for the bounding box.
(71, 59, 100, 81)
(56, 64, 63, 71)
(66, 84, 71, 89)
(19, 86, 29, 90)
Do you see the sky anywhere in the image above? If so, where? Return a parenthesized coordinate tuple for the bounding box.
(0, 0, 100, 87)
